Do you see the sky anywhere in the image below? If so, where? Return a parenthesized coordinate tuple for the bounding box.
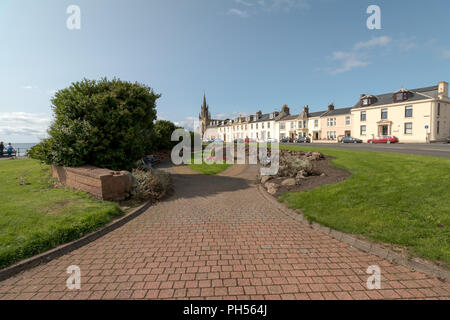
(1, 0, 450, 143)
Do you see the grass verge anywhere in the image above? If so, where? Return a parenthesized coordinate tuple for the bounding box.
(188, 151, 232, 175)
(278, 145, 450, 265)
(0, 159, 123, 269)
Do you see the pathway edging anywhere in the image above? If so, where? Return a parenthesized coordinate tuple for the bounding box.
(0, 201, 153, 282)
(257, 184, 450, 283)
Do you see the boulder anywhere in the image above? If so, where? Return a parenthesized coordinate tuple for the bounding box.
(281, 178, 296, 186)
(296, 170, 308, 179)
(311, 152, 324, 160)
(261, 176, 272, 184)
(265, 182, 278, 195)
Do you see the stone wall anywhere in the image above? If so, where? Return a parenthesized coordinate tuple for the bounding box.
(51, 165, 132, 201)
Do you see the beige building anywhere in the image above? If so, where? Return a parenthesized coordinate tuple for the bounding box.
(319, 105, 352, 142)
(351, 81, 450, 143)
(199, 81, 450, 144)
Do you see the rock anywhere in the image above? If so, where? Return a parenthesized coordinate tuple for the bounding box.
(296, 170, 308, 179)
(320, 173, 326, 177)
(261, 176, 272, 184)
(281, 178, 296, 186)
(311, 152, 324, 160)
(265, 182, 278, 195)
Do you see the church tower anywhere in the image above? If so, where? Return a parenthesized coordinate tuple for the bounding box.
(198, 94, 211, 135)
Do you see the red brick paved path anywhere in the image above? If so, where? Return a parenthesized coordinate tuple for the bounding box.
(0, 164, 449, 300)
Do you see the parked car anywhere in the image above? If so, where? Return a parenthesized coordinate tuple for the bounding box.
(341, 136, 363, 144)
(234, 138, 245, 144)
(280, 137, 290, 143)
(446, 136, 450, 143)
(296, 136, 311, 143)
(367, 136, 399, 144)
(213, 138, 224, 143)
(266, 138, 278, 143)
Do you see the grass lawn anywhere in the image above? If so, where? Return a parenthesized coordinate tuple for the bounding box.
(188, 151, 232, 175)
(0, 159, 123, 269)
(278, 145, 450, 265)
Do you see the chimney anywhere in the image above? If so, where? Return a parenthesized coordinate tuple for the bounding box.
(438, 81, 449, 98)
(328, 103, 335, 111)
(302, 105, 309, 114)
(281, 104, 290, 115)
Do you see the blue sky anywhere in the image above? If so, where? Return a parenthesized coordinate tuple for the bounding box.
(1, 0, 450, 142)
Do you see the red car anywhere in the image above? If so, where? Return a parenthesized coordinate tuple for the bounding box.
(368, 135, 399, 144)
(244, 138, 256, 143)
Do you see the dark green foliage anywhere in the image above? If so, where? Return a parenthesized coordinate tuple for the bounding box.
(150, 120, 178, 151)
(29, 78, 160, 171)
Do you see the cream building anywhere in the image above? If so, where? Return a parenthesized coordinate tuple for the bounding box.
(199, 81, 449, 144)
(351, 81, 450, 143)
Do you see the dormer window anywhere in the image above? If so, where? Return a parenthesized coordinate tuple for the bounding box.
(361, 97, 372, 106)
(393, 90, 409, 102)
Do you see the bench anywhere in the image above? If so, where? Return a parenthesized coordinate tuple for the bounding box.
(0, 150, 17, 158)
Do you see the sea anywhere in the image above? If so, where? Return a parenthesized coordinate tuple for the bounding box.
(8, 143, 37, 156)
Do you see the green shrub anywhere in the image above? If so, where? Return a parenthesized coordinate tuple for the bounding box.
(150, 120, 179, 151)
(29, 78, 160, 171)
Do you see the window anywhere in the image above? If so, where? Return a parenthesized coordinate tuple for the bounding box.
(267, 132, 270, 138)
(303, 121, 307, 128)
(437, 121, 440, 134)
(361, 97, 372, 106)
(405, 106, 413, 118)
(314, 120, 319, 128)
(256, 123, 258, 129)
(345, 116, 350, 125)
(438, 103, 441, 116)
(381, 109, 388, 119)
(251, 124, 253, 129)
(394, 92, 407, 102)
(280, 122, 285, 130)
(280, 133, 285, 139)
(298, 121, 302, 129)
(404, 123, 412, 134)
(267, 122, 270, 128)
(290, 122, 294, 129)
(327, 131, 336, 140)
(245, 125, 247, 130)
(262, 123, 264, 129)
(361, 111, 366, 121)
(327, 118, 336, 127)
(360, 125, 367, 135)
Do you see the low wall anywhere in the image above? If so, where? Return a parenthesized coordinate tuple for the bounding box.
(51, 165, 132, 201)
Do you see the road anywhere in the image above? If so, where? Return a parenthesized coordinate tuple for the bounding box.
(0, 164, 448, 300)
(281, 143, 450, 158)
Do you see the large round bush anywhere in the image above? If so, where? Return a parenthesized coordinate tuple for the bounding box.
(29, 78, 160, 171)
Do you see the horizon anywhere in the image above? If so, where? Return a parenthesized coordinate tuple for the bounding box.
(1, 0, 450, 143)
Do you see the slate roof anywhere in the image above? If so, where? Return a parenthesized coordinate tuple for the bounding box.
(321, 107, 352, 117)
(352, 85, 438, 109)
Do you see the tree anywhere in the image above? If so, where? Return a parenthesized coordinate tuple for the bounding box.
(29, 78, 160, 171)
(150, 120, 179, 151)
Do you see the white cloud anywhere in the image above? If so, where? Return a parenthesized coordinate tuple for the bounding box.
(329, 51, 370, 74)
(174, 116, 198, 131)
(442, 50, 450, 59)
(227, 0, 310, 17)
(23, 86, 34, 89)
(320, 35, 420, 75)
(234, 0, 253, 6)
(227, 8, 249, 18)
(0, 112, 51, 141)
(353, 36, 391, 50)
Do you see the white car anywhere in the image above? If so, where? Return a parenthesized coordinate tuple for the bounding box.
(265, 138, 278, 143)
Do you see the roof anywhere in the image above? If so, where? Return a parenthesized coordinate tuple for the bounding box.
(352, 85, 438, 109)
(321, 107, 352, 117)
